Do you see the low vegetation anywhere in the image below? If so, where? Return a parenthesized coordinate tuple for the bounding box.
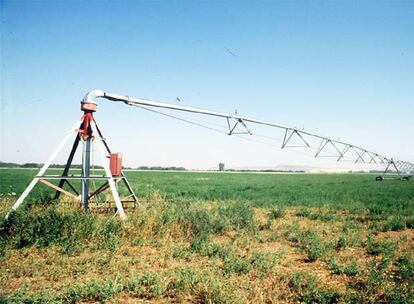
(0, 169, 413, 303)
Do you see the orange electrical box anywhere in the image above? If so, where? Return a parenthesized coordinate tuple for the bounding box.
(110, 153, 122, 176)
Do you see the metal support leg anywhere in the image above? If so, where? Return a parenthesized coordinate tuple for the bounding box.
(91, 122, 126, 220)
(54, 133, 81, 200)
(81, 137, 91, 210)
(122, 176, 139, 203)
(6, 120, 82, 219)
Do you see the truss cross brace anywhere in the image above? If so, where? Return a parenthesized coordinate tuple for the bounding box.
(226, 118, 252, 135)
(352, 147, 366, 164)
(281, 129, 310, 149)
(366, 152, 377, 164)
(314, 138, 342, 158)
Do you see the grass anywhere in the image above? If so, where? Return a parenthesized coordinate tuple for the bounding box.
(1, 168, 414, 216)
(0, 168, 413, 303)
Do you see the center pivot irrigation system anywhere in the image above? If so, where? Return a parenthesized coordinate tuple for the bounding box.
(7, 90, 414, 219)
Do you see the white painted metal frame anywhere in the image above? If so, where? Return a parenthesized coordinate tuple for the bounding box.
(6, 120, 82, 219)
(90, 122, 126, 219)
(6, 119, 127, 220)
(83, 90, 413, 172)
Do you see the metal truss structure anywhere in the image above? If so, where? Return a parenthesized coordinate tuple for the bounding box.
(6, 89, 412, 219)
(85, 90, 414, 178)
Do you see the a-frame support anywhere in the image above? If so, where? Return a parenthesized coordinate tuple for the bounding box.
(375, 158, 411, 181)
(6, 101, 138, 220)
(5, 120, 83, 219)
(53, 129, 81, 200)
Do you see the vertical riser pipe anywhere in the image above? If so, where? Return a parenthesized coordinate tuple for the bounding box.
(81, 138, 91, 209)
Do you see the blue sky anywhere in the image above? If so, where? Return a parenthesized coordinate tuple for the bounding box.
(1, 1, 413, 170)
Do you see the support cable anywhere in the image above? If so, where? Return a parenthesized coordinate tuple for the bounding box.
(133, 105, 382, 166)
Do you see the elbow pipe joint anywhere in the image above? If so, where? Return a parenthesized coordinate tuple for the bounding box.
(82, 90, 132, 109)
(81, 90, 105, 112)
(83, 90, 105, 104)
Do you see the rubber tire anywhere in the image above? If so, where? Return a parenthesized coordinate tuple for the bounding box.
(375, 176, 384, 181)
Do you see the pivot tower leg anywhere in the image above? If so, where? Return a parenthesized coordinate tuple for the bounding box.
(81, 137, 91, 210)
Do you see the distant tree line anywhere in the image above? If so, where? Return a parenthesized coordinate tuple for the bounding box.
(126, 166, 187, 171)
(224, 169, 305, 173)
(0, 161, 103, 169)
(0, 161, 186, 171)
(0, 161, 38, 168)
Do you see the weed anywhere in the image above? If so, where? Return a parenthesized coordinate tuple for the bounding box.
(258, 218, 273, 230)
(190, 233, 210, 253)
(366, 235, 396, 256)
(290, 271, 340, 303)
(292, 229, 331, 261)
(343, 263, 360, 276)
(383, 217, 406, 232)
(95, 217, 122, 251)
(1, 208, 98, 254)
(307, 240, 330, 262)
(309, 210, 338, 222)
(326, 256, 360, 276)
(335, 236, 347, 249)
(206, 243, 233, 259)
(368, 205, 387, 219)
(250, 251, 278, 277)
(218, 201, 254, 230)
(153, 202, 179, 234)
(127, 272, 167, 299)
(169, 267, 204, 293)
(65, 276, 124, 302)
(394, 253, 414, 281)
(406, 217, 414, 229)
(269, 206, 286, 219)
(326, 256, 342, 275)
(295, 208, 311, 218)
(169, 244, 189, 259)
(342, 220, 361, 232)
(223, 255, 252, 276)
(195, 279, 239, 304)
(181, 203, 227, 237)
(384, 287, 414, 304)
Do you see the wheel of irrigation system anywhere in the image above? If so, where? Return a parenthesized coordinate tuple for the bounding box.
(375, 176, 384, 181)
(401, 176, 410, 181)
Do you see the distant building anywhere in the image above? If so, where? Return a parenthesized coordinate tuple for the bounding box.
(219, 163, 225, 171)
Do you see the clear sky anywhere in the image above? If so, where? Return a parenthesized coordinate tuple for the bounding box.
(1, 1, 413, 170)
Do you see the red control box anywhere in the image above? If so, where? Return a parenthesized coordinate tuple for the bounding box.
(109, 153, 122, 176)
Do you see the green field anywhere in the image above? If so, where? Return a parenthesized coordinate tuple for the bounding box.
(1, 169, 413, 215)
(0, 169, 413, 303)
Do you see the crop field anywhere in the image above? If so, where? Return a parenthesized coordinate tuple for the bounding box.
(0, 168, 413, 303)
